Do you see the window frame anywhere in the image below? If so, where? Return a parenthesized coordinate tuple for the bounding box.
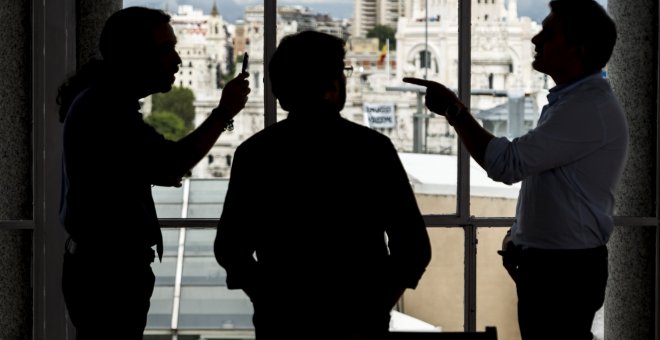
(24, 1, 660, 339)
(31, 0, 77, 339)
(155, 0, 660, 333)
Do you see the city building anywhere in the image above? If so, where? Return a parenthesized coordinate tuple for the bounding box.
(353, 0, 403, 38)
(169, 4, 232, 97)
(189, 0, 544, 177)
(191, 4, 351, 178)
(395, 0, 544, 114)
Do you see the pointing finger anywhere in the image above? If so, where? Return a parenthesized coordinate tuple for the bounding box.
(402, 77, 436, 87)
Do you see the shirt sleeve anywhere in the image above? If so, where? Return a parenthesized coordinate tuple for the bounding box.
(484, 96, 605, 185)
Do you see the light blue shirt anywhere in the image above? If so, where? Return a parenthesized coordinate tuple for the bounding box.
(484, 74, 629, 249)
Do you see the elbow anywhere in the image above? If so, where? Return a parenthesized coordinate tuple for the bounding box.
(487, 165, 525, 185)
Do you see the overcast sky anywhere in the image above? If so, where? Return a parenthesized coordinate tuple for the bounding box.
(123, 0, 608, 24)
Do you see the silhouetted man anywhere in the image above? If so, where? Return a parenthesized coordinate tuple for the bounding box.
(57, 7, 250, 340)
(214, 31, 431, 340)
(403, 1, 628, 339)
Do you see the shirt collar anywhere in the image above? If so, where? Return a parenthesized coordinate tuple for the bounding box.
(547, 72, 601, 106)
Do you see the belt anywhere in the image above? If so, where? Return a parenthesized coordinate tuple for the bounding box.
(520, 245, 607, 254)
(65, 237, 156, 263)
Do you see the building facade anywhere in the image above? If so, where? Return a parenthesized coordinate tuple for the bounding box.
(353, 0, 403, 38)
(189, 0, 544, 177)
(169, 4, 232, 97)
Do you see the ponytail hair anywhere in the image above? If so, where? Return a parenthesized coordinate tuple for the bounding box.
(56, 59, 105, 123)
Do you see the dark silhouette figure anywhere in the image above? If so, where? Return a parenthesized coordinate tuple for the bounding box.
(404, 1, 627, 339)
(214, 31, 431, 340)
(57, 7, 250, 340)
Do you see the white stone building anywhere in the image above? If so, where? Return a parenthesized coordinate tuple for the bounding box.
(169, 3, 232, 97)
(193, 5, 351, 178)
(396, 0, 545, 107)
(191, 0, 548, 177)
(353, 0, 404, 38)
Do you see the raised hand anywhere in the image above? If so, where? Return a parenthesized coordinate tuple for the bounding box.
(217, 72, 251, 121)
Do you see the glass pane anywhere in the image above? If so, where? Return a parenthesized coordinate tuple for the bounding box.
(476, 227, 519, 340)
(162, 229, 181, 254)
(184, 228, 215, 256)
(179, 228, 253, 330)
(178, 286, 254, 329)
(400, 153, 457, 215)
(468, 0, 545, 217)
(187, 179, 229, 218)
(182, 256, 226, 285)
(354, 0, 458, 214)
(146, 286, 174, 329)
(401, 227, 464, 332)
(152, 256, 177, 285)
(151, 185, 184, 218)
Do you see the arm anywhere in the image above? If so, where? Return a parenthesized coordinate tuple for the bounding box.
(382, 141, 432, 293)
(214, 146, 258, 295)
(402, 77, 494, 168)
(402, 77, 606, 184)
(384, 287, 407, 311)
(170, 72, 251, 175)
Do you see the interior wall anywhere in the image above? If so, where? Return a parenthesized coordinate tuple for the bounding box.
(0, 0, 34, 338)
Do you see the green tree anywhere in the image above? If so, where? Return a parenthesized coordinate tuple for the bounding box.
(145, 110, 188, 141)
(367, 25, 396, 50)
(151, 86, 196, 130)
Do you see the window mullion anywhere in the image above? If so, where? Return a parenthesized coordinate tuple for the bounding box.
(33, 0, 77, 339)
(457, 0, 472, 223)
(457, 0, 475, 333)
(170, 228, 186, 330)
(264, 0, 277, 127)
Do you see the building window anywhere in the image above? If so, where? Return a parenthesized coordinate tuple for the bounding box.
(419, 50, 432, 69)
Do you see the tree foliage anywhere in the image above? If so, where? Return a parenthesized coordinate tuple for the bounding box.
(151, 86, 196, 130)
(145, 110, 188, 141)
(367, 25, 397, 50)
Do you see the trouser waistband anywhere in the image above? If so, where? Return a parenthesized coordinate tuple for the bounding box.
(65, 237, 156, 263)
(519, 245, 607, 255)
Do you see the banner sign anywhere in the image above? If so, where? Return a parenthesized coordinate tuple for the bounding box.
(364, 103, 396, 128)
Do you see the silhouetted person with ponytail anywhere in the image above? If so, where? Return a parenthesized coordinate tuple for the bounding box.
(57, 7, 250, 339)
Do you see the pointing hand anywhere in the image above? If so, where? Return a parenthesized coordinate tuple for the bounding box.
(402, 77, 465, 116)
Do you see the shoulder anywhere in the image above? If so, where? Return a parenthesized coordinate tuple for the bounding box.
(557, 77, 621, 116)
(571, 76, 617, 103)
(234, 119, 290, 156)
(239, 115, 394, 143)
(66, 86, 123, 120)
(338, 117, 393, 144)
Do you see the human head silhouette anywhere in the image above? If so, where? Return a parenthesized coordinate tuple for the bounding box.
(268, 30, 347, 113)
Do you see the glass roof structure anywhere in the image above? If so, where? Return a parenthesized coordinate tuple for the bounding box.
(147, 178, 255, 339)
